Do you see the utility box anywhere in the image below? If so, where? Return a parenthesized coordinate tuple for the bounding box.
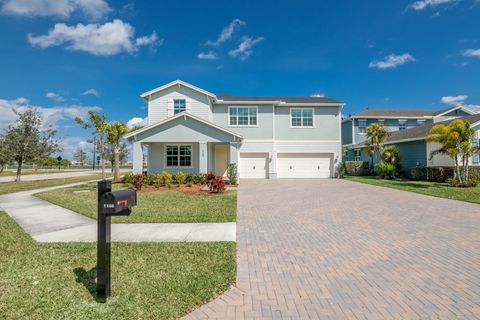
(101, 189, 137, 216)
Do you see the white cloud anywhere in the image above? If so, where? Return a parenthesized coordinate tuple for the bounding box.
(197, 51, 218, 60)
(441, 95, 468, 105)
(59, 136, 91, 159)
(206, 19, 245, 47)
(27, 19, 160, 56)
(369, 53, 416, 69)
(1, 0, 111, 20)
(229, 36, 264, 60)
(81, 88, 99, 96)
(0, 97, 100, 131)
(46, 92, 65, 102)
(463, 48, 480, 58)
(311, 93, 325, 97)
(408, 0, 456, 10)
(126, 117, 147, 129)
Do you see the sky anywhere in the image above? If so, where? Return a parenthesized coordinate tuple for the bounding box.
(0, 0, 479, 159)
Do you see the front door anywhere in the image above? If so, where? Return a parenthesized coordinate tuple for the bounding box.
(215, 145, 228, 177)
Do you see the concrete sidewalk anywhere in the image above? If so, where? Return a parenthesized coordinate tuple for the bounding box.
(0, 182, 235, 243)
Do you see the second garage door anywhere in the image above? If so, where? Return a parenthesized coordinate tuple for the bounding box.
(240, 153, 269, 179)
(277, 153, 332, 178)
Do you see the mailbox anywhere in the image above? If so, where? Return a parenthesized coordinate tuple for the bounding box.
(101, 189, 137, 216)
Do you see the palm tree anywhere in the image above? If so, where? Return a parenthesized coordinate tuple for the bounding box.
(106, 122, 129, 181)
(426, 119, 478, 185)
(364, 123, 388, 168)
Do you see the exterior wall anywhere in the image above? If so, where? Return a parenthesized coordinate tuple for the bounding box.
(396, 140, 427, 177)
(211, 104, 274, 139)
(148, 85, 212, 124)
(147, 142, 200, 174)
(341, 120, 353, 145)
(274, 106, 340, 141)
(427, 141, 455, 167)
(434, 109, 472, 123)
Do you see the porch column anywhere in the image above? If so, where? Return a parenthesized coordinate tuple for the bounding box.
(133, 142, 143, 174)
(228, 142, 238, 165)
(199, 142, 208, 174)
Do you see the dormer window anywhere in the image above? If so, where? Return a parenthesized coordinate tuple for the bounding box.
(358, 119, 367, 133)
(173, 99, 186, 114)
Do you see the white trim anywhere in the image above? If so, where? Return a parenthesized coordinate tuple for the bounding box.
(141, 80, 216, 100)
(164, 144, 193, 168)
(290, 107, 315, 128)
(243, 139, 341, 143)
(352, 115, 434, 120)
(434, 105, 477, 118)
(214, 100, 344, 107)
(125, 112, 243, 139)
(227, 106, 259, 127)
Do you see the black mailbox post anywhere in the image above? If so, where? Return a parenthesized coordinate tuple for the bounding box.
(97, 180, 137, 300)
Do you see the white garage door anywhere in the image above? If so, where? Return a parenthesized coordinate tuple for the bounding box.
(277, 153, 332, 178)
(240, 153, 269, 179)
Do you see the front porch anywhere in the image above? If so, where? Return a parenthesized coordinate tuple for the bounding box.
(127, 112, 242, 177)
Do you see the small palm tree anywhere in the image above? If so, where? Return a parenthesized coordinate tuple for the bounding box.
(364, 123, 388, 168)
(426, 119, 478, 185)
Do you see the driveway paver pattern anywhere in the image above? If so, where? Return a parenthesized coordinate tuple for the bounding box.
(187, 179, 480, 319)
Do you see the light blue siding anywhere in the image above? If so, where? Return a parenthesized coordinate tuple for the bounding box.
(341, 120, 353, 145)
(396, 140, 427, 177)
(353, 118, 433, 144)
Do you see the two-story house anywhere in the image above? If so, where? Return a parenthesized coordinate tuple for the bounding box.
(125, 80, 345, 179)
(342, 106, 477, 147)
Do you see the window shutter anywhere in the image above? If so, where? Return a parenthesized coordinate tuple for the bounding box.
(166, 99, 173, 117)
(185, 99, 192, 113)
(473, 140, 479, 164)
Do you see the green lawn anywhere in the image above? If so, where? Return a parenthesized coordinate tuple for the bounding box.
(0, 212, 236, 320)
(345, 175, 480, 204)
(0, 174, 112, 196)
(36, 183, 237, 223)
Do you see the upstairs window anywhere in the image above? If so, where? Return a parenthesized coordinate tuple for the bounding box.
(173, 99, 186, 114)
(417, 119, 426, 127)
(229, 107, 257, 126)
(358, 119, 367, 133)
(291, 108, 314, 127)
(399, 120, 407, 131)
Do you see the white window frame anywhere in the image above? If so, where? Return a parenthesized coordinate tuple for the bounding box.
(358, 119, 367, 134)
(398, 119, 407, 131)
(354, 149, 361, 161)
(164, 144, 193, 168)
(173, 99, 186, 115)
(290, 107, 315, 128)
(417, 119, 426, 127)
(228, 106, 258, 127)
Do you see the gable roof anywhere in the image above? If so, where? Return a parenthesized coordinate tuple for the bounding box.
(433, 105, 477, 117)
(353, 109, 435, 118)
(125, 112, 243, 139)
(352, 114, 480, 148)
(215, 94, 343, 105)
(140, 80, 216, 100)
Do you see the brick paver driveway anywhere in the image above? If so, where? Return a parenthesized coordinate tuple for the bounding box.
(187, 179, 480, 319)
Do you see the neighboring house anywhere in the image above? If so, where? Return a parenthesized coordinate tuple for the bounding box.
(342, 106, 477, 146)
(125, 80, 345, 179)
(346, 114, 480, 177)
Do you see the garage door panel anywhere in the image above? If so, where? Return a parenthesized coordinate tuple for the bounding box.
(277, 153, 332, 178)
(240, 153, 269, 179)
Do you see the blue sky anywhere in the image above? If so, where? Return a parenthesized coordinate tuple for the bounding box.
(0, 0, 479, 159)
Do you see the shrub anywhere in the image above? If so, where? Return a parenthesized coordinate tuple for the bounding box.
(121, 172, 134, 184)
(411, 166, 455, 182)
(193, 173, 207, 185)
(160, 171, 173, 185)
(209, 175, 226, 193)
(175, 171, 185, 184)
(344, 161, 370, 176)
(132, 174, 144, 190)
(375, 162, 398, 179)
(448, 177, 479, 188)
(187, 181, 193, 187)
(411, 167, 428, 181)
(207, 172, 216, 186)
(154, 173, 162, 188)
(227, 163, 238, 185)
(143, 173, 156, 186)
(185, 173, 194, 184)
(338, 162, 346, 178)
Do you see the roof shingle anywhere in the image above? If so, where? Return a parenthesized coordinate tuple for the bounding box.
(215, 94, 342, 104)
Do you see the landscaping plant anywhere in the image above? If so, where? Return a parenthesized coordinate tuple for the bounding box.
(193, 173, 208, 185)
(144, 173, 156, 186)
(175, 171, 185, 184)
(375, 162, 398, 180)
(364, 123, 388, 170)
(185, 173, 194, 184)
(132, 174, 144, 190)
(209, 175, 226, 193)
(121, 172, 134, 184)
(227, 163, 238, 185)
(161, 171, 173, 185)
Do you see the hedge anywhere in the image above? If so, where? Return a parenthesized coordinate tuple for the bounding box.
(411, 166, 480, 182)
(344, 161, 370, 176)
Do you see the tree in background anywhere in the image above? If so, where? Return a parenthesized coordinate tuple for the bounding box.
(427, 119, 479, 185)
(76, 111, 108, 179)
(106, 142, 129, 172)
(74, 148, 88, 166)
(4, 107, 59, 181)
(365, 123, 388, 163)
(0, 135, 12, 173)
(106, 122, 129, 181)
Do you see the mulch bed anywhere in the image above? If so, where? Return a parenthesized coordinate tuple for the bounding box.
(122, 184, 237, 196)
